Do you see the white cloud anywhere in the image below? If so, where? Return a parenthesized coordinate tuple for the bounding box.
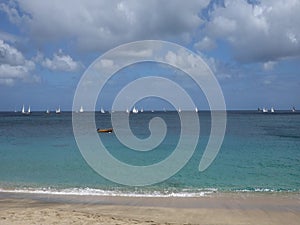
(0, 2, 24, 25)
(116, 49, 153, 58)
(0, 39, 37, 86)
(263, 61, 276, 71)
(194, 36, 216, 51)
(204, 0, 300, 62)
(0, 62, 34, 78)
(41, 49, 82, 72)
(0, 31, 20, 43)
(1, 0, 299, 66)
(100, 59, 114, 68)
(32, 51, 44, 63)
(0, 0, 210, 51)
(196, 51, 234, 80)
(164, 49, 208, 76)
(165, 51, 187, 68)
(0, 39, 25, 65)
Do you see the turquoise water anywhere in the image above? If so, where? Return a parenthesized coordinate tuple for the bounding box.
(0, 111, 299, 196)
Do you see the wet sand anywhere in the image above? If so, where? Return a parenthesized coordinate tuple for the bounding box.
(0, 192, 299, 225)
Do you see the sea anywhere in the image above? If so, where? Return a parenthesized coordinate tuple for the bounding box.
(0, 111, 299, 197)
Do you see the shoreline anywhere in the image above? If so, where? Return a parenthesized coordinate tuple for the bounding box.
(1, 192, 299, 224)
(1, 186, 299, 197)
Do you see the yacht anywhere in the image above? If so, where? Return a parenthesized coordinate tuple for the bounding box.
(132, 106, 138, 114)
(22, 105, 31, 115)
(56, 106, 61, 114)
(79, 106, 84, 113)
(21, 105, 25, 114)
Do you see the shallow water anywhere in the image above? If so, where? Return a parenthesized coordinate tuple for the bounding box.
(0, 111, 299, 196)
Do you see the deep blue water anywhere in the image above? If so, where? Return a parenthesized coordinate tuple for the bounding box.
(0, 111, 299, 196)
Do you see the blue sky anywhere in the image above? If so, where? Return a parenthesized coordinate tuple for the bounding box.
(0, 0, 299, 111)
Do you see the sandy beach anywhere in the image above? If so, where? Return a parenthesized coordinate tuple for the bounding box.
(0, 192, 299, 225)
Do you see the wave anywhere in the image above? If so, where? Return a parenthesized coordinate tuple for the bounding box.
(225, 187, 300, 194)
(0, 186, 298, 198)
(0, 187, 216, 197)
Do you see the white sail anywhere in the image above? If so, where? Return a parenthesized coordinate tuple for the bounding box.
(56, 106, 61, 114)
(100, 107, 105, 113)
(195, 107, 198, 113)
(27, 106, 31, 114)
(79, 106, 84, 113)
(46, 109, 50, 114)
(178, 107, 181, 113)
(270, 107, 275, 113)
(262, 108, 268, 113)
(132, 106, 138, 114)
(126, 108, 129, 113)
(21, 105, 25, 114)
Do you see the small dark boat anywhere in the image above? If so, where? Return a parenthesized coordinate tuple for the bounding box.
(97, 128, 113, 133)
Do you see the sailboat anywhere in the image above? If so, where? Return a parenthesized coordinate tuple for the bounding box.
(262, 108, 268, 113)
(126, 108, 129, 113)
(21, 105, 25, 114)
(21, 105, 31, 115)
(270, 107, 275, 113)
(140, 108, 144, 113)
(292, 106, 296, 112)
(178, 107, 181, 113)
(46, 109, 50, 114)
(132, 106, 138, 114)
(100, 107, 105, 114)
(56, 106, 61, 114)
(79, 106, 84, 113)
(195, 107, 198, 113)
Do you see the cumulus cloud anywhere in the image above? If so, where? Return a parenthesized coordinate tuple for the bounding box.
(0, 39, 25, 65)
(41, 49, 82, 72)
(0, 39, 37, 86)
(164, 49, 211, 78)
(1, 0, 299, 66)
(203, 0, 300, 62)
(0, 0, 209, 51)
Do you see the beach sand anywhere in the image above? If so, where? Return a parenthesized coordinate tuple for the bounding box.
(0, 192, 299, 225)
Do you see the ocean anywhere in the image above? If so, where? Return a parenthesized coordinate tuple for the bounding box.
(0, 111, 299, 197)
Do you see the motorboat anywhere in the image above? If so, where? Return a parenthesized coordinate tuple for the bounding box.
(97, 128, 113, 133)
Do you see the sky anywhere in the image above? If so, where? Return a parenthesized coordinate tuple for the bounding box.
(0, 0, 299, 111)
